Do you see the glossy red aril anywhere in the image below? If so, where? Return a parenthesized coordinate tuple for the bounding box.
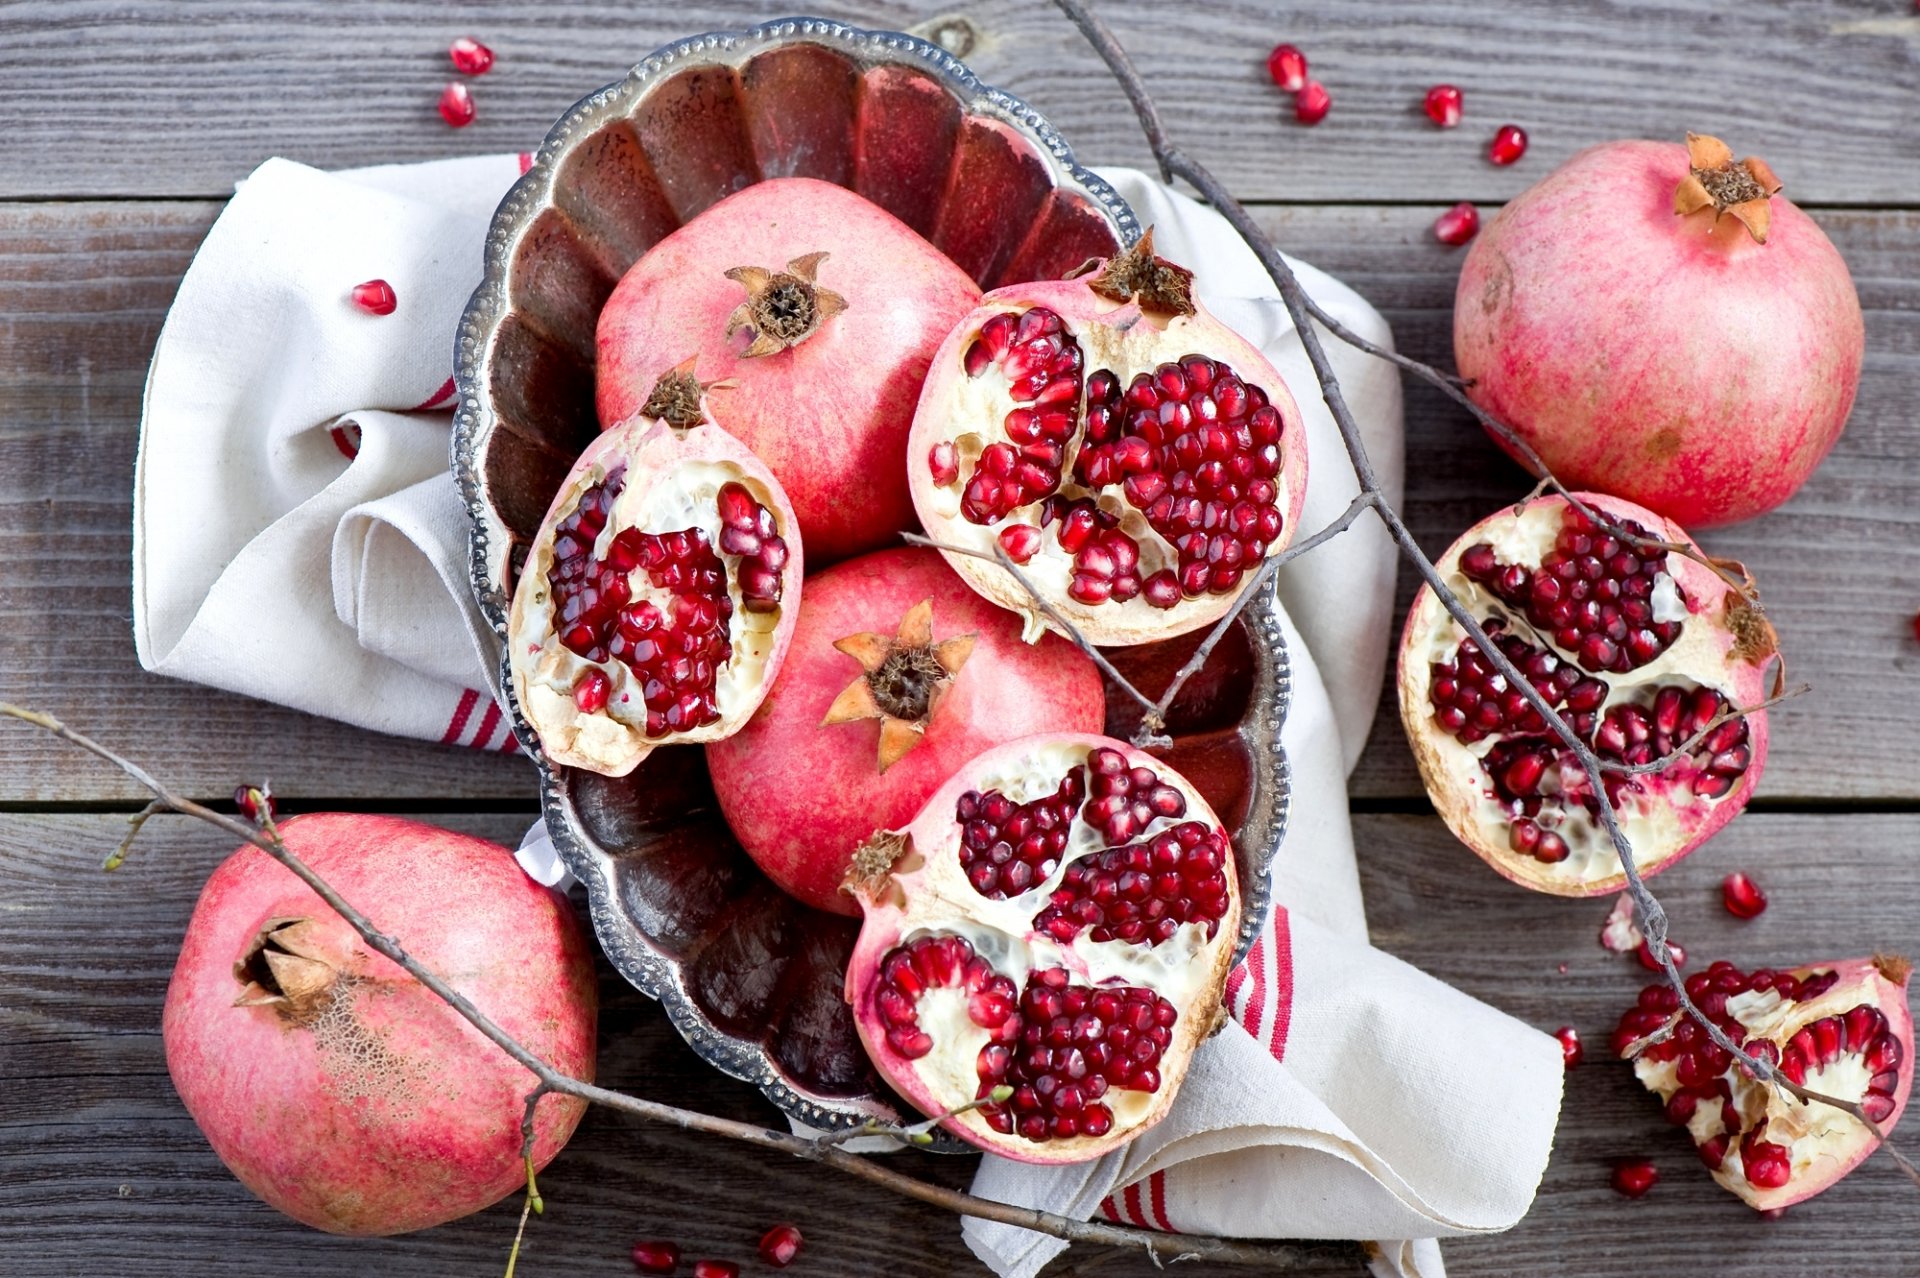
(448, 36, 493, 75)
(758, 1224, 803, 1268)
(437, 81, 475, 128)
(1397, 493, 1776, 895)
(1556, 1026, 1584, 1069)
(1488, 124, 1527, 165)
(844, 735, 1240, 1162)
(1612, 1159, 1659, 1198)
(1434, 203, 1479, 246)
(631, 1240, 681, 1274)
(1266, 43, 1308, 92)
(508, 365, 802, 777)
(691, 1262, 738, 1278)
(1723, 872, 1768, 919)
(1424, 84, 1463, 128)
(1295, 81, 1331, 125)
(350, 279, 396, 316)
(233, 782, 277, 823)
(909, 231, 1308, 646)
(1615, 956, 1913, 1209)
(1638, 939, 1686, 972)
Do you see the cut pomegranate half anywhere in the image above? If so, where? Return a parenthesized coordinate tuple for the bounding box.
(909, 231, 1308, 646)
(1615, 956, 1913, 1209)
(1397, 493, 1776, 895)
(844, 734, 1240, 1162)
(507, 364, 802, 776)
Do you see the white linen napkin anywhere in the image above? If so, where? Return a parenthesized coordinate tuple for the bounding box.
(133, 156, 1563, 1278)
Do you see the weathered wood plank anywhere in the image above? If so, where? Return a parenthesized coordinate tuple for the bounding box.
(0, 2, 1917, 204)
(4, 811, 1914, 1275)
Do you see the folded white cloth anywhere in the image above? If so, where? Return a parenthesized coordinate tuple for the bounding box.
(134, 155, 1563, 1278)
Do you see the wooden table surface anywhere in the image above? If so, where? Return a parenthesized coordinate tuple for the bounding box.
(4, 2, 1917, 1274)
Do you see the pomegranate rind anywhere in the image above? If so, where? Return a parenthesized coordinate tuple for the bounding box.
(507, 408, 802, 776)
(844, 733, 1240, 1163)
(1396, 493, 1771, 896)
(1618, 957, 1913, 1210)
(908, 273, 1309, 646)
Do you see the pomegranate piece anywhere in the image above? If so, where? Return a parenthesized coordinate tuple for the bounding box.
(508, 364, 802, 777)
(448, 35, 493, 75)
(757, 1223, 802, 1268)
(1615, 956, 1913, 1209)
(1611, 1159, 1658, 1198)
(1599, 893, 1643, 953)
(1265, 43, 1307, 93)
(1487, 123, 1527, 165)
(349, 279, 396, 316)
(1555, 1025, 1584, 1069)
(1723, 871, 1768, 919)
(910, 232, 1308, 646)
(1294, 80, 1332, 125)
(1398, 493, 1775, 896)
(632, 1240, 682, 1274)
(1433, 202, 1479, 247)
(1424, 84, 1463, 128)
(437, 81, 475, 128)
(844, 735, 1240, 1162)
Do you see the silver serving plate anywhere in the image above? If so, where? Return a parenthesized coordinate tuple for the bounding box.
(452, 16, 1291, 1136)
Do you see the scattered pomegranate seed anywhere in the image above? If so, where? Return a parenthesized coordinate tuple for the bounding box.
(1554, 1026, 1584, 1069)
(1432, 202, 1480, 247)
(631, 1240, 681, 1274)
(438, 81, 476, 128)
(1423, 84, 1462, 128)
(1911, 610, 1920, 643)
(1557, 962, 1568, 974)
(350, 279, 397, 316)
(1265, 43, 1308, 93)
(1636, 938, 1686, 971)
(758, 1223, 803, 1268)
(1611, 1159, 1659, 1198)
(449, 36, 494, 75)
(1294, 80, 1331, 125)
(233, 783, 277, 823)
(691, 1263, 738, 1278)
(1488, 123, 1528, 166)
(1721, 871, 1768, 919)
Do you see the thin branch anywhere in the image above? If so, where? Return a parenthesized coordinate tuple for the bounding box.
(1597, 683, 1809, 778)
(106, 799, 166, 871)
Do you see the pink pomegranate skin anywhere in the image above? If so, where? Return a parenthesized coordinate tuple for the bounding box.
(597, 178, 982, 564)
(1455, 140, 1864, 527)
(163, 815, 598, 1235)
(707, 547, 1106, 915)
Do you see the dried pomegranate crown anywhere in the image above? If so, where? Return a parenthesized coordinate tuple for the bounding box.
(1673, 133, 1782, 244)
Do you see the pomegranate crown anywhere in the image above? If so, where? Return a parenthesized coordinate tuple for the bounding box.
(1083, 227, 1196, 321)
(1673, 133, 1782, 245)
(639, 356, 722, 429)
(724, 251, 848, 357)
(821, 598, 977, 772)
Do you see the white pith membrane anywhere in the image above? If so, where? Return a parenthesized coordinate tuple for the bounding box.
(854, 737, 1240, 1159)
(921, 302, 1299, 646)
(510, 428, 792, 777)
(1400, 500, 1755, 893)
(1618, 960, 1913, 1208)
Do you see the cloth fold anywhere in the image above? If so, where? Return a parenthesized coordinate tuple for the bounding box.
(133, 156, 1562, 1278)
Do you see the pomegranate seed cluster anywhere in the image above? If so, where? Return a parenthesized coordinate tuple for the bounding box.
(546, 469, 786, 738)
(978, 971, 1176, 1141)
(960, 308, 1083, 522)
(1034, 822, 1232, 946)
(957, 772, 1086, 899)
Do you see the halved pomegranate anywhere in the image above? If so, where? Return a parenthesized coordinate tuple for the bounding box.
(1614, 956, 1913, 1209)
(844, 734, 1240, 1161)
(908, 231, 1308, 646)
(1397, 493, 1776, 895)
(507, 364, 802, 776)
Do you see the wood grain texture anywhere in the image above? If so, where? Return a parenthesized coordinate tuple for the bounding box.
(0, 2, 1917, 203)
(4, 810, 1915, 1276)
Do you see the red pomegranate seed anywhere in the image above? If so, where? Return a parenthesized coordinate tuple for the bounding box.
(1423, 84, 1462, 127)
(1911, 608, 1920, 642)
(1488, 123, 1528, 165)
(1433, 202, 1480, 247)
(1611, 1159, 1659, 1198)
(1722, 871, 1768, 919)
(1555, 1026, 1584, 1069)
(573, 669, 611, 714)
(438, 81, 476, 128)
(691, 1263, 738, 1278)
(928, 440, 959, 486)
(999, 523, 1042, 564)
(1266, 43, 1308, 93)
(233, 783, 277, 822)
(632, 1240, 681, 1273)
(1294, 80, 1331, 125)
(1637, 938, 1686, 971)
(350, 279, 397, 316)
(449, 36, 494, 75)
(958, 770, 1086, 898)
(758, 1224, 803, 1268)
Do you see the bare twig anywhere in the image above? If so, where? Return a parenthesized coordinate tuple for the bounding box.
(1597, 683, 1809, 777)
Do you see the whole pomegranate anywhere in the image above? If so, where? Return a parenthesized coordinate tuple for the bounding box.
(509, 364, 802, 776)
(844, 734, 1240, 1161)
(1615, 955, 1911, 1209)
(909, 230, 1308, 645)
(1398, 493, 1776, 895)
(597, 177, 981, 564)
(1455, 133, 1863, 527)
(163, 814, 598, 1234)
(707, 547, 1105, 916)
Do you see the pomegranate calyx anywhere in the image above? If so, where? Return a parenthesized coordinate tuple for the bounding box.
(231, 917, 338, 1017)
(724, 252, 848, 357)
(844, 830, 914, 905)
(1086, 227, 1196, 321)
(1674, 133, 1782, 245)
(638, 357, 717, 429)
(1876, 955, 1914, 987)
(822, 598, 978, 771)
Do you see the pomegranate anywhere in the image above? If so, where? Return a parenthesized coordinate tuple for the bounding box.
(707, 547, 1104, 916)
(1455, 133, 1864, 527)
(909, 232, 1309, 646)
(1397, 492, 1776, 895)
(844, 734, 1240, 1161)
(1614, 956, 1913, 1209)
(597, 177, 981, 564)
(508, 364, 802, 776)
(163, 815, 597, 1235)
